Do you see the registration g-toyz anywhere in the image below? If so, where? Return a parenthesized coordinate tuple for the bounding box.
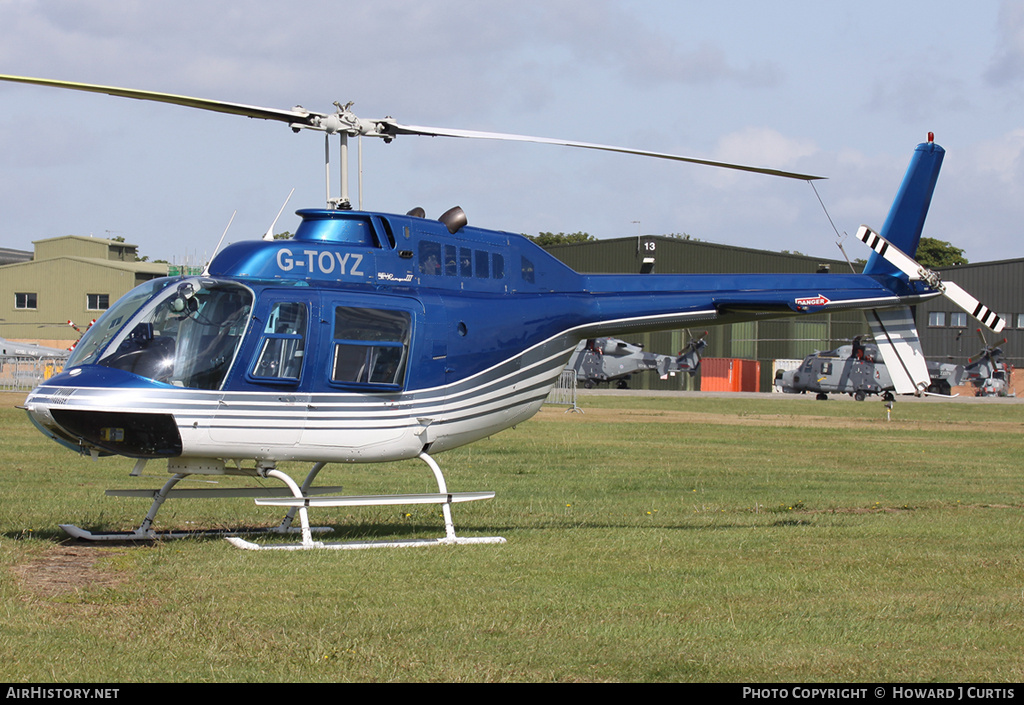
(2, 75, 1003, 550)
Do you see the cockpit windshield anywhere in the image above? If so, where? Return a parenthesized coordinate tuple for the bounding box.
(69, 278, 254, 390)
(66, 278, 177, 369)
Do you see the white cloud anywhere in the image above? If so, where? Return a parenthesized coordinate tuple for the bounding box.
(967, 128, 1024, 184)
(986, 0, 1024, 88)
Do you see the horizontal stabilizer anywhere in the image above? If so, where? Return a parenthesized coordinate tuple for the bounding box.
(867, 307, 930, 395)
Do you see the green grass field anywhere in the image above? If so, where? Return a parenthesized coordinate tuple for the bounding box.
(2, 391, 1023, 682)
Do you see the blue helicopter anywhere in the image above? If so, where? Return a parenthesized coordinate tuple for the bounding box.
(2, 75, 1004, 550)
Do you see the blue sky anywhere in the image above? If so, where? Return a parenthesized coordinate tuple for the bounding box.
(1, 1, 1023, 266)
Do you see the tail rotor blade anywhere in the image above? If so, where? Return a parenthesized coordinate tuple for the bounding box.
(942, 281, 1005, 332)
(855, 226, 924, 280)
(855, 225, 1004, 332)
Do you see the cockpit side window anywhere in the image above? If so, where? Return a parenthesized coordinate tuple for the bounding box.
(251, 302, 308, 382)
(330, 306, 410, 388)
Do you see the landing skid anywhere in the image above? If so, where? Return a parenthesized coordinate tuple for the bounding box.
(226, 452, 506, 551)
(58, 523, 325, 542)
(226, 535, 506, 551)
(60, 462, 340, 542)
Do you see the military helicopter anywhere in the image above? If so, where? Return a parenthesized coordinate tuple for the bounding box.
(962, 329, 1013, 397)
(0, 336, 69, 361)
(566, 333, 706, 389)
(774, 335, 967, 401)
(0, 335, 69, 388)
(2, 74, 1006, 550)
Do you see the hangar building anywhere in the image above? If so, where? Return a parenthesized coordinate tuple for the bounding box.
(916, 258, 1024, 368)
(0, 235, 167, 348)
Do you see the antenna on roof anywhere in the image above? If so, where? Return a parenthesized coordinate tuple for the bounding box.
(264, 188, 295, 241)
(202, 210, 236, 276)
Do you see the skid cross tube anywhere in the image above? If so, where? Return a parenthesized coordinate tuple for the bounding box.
(226, 452, 505, 551)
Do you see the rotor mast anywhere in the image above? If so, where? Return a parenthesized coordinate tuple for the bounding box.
(324, 101, 368, 210)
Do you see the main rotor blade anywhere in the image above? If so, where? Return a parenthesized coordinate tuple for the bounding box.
(0, 73, 825, 180)
(0, 73, 322, 127)
(386, 122, 825, 181)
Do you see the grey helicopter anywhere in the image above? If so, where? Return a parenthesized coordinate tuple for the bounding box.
(566, 333, 707, 389)
(961, 329, 1013, 397)
(0, 335, 69, 388)
(774, 335, 969, 400)
(0, 336, 69, 361)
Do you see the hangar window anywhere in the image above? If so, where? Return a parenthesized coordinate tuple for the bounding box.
(15, 292, 37, 310)
(950, 312, 967, 328)
(87, 294, 110, 311)
(928, 312, 946, 327)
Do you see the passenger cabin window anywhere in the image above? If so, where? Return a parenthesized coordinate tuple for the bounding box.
(418, 239, 505, 281)
(251, 302, 308, 381)
(419, 241, 442, 275)
(445, 244, 457, 276)
(521, 256, 535, 284)
(330, 306, 410, 387)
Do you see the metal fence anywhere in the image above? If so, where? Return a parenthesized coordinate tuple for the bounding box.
(545, 369, 581, 412)
(0, 357, 65, 391)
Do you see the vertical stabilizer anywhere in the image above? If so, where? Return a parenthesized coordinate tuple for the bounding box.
(867, 307, 930, 394)
(863, 139, 944, 277)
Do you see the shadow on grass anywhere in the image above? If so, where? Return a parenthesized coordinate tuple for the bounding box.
(2, 520, 521, 546)
(5, 512, 823, 548)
